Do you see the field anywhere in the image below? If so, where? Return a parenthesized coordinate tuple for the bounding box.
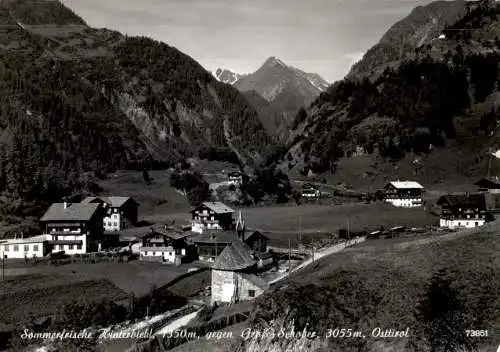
(0, 261, 202, 330)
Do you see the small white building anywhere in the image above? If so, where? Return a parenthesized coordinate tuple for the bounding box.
(301, 183, 320, 198)
(228, 172, 243, 185)
(437, 193, 487, 229)
(0, 235, 51, 259)
(138, 226, 191, 265)
(384, 181, 424, 208)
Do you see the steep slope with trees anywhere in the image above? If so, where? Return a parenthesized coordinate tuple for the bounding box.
(0, 0, 272, 211)
(285, 0, 500, 182)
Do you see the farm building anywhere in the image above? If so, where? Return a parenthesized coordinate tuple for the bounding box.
(81, 196, 139, 231)
(436, 193, 488, 229)
(0, 235, 51, 259)
(40, 200, 104, 254)
(138, 225, 195, 264)
(228, 171, 243, 185)
(383, 181, 424, 208)
(190, 202, 235, 233)
(301, 183, 320, 198)
(192, 231, 240, 262)
(474, 177, 500, 193)
(211, 240, 269, 305)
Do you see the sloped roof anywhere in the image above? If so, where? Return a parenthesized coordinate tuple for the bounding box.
(191, 230, 239, 244)
(150, 225, 192, 240)
(475, 177, 500, 188)
(245, 231, 270, 242)
(387, 181, 423, 189)
(191, 202, 234, 214)
(239, 272, 270, 291)
(212, 240, 256, 271)
(40, 203, 100, 222)
(437, 193, 486, 208)
(302, 183, 318, 190)
(2, 234, 51, 244)
(82, 196, 137, 208)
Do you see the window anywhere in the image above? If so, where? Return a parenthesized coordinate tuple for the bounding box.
(24, 245, 29, 252)
(248, 290, 255, 298)
(69, 245, 74, 250)
(33, 245, 39, 252)
(13, 245, 19, 252)
(59, 245, 64, 250)
(4, 245, 8, 252)
(475, 222, 479, 227)
(77, 244, 82, 250)
(153, 252, 155, 256)
(114, 222, 118, 226)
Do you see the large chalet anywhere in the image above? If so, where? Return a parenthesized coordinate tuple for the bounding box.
(40, 200, 104, 254)
(436, 193, 488, 229)
(383, 181, 424, 208)
(211, 240, 269, 305)
(82, 196, 139, 231)
(190, 202, 235, 233)
(138, 225, 195, 264)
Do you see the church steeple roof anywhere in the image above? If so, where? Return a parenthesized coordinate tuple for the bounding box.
(236, 210, 245, 231)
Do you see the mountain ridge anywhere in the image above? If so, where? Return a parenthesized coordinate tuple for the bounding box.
(0, 0, 272, 207)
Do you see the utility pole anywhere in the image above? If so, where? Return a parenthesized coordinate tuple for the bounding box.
(288, 238, 291, 272)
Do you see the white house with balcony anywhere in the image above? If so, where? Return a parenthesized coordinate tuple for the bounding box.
(383, 181, 424, 208)
(39, 200, 104, 254)
(436, 193, 488, 229)
(190, 202, 235, 234)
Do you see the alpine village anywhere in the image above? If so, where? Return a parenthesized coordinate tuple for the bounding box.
(0, 0, 499, 352)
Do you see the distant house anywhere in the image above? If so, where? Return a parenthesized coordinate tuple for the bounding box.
(0, 235, 50, 259)
(474, 177, 500, 194)
(384, 181, 424, 208)
(81, 196, 139, 231)
(301, 183, 320, 198)
(228, 171, 243, 185)
(138, 225, 194, 265)
(211, 240, 269, 305)
(436, 193, 488, 229)
(190, 202, 235, 233)
(40, 200, 104, 254)
(438, 33, 446, 39)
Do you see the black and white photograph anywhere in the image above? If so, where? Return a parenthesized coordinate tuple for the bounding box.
(0, 0, 499, 351)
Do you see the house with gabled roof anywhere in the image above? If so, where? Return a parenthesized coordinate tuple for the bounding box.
(138, 225, 196, 264)
(301, 183, 320, 198)
(81, 196, 139, 231)
(211, 240, 269, 305)
(190, 201, 235, 233)
(436, 193, 488, 229)
(40, 200, 104, 254)
(384, 180, 424, 208)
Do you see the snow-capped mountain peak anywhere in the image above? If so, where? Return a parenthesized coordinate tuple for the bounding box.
(212, 68, 246, 85)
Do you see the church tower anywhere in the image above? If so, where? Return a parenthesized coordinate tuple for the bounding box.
(236, 210, 245, 241)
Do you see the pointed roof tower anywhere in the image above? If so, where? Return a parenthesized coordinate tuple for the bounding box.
(235, 210, 245, 232)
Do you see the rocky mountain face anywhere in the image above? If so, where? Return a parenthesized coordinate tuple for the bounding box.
(233, 56, 329, 142)
(212, 68, 247, 85)
(284, 0, 500, 184)
(347, 0, 468, 79)
(0, 0, 272, 206)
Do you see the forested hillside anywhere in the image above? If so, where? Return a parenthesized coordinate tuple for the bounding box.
(286, 0, 500, 180)
(0, 0, 272, 212)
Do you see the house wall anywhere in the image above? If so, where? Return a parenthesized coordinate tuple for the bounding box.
(50, 234, 87, 255)
(235, 272, 266, 301)
(439, 218, 486, 229)
(0, 241, 48, 259)
(211, 270, 235, 304)
(385, 198, 422, 208)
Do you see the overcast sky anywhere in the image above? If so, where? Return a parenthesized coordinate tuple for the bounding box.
(61, 0, 437, 83)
